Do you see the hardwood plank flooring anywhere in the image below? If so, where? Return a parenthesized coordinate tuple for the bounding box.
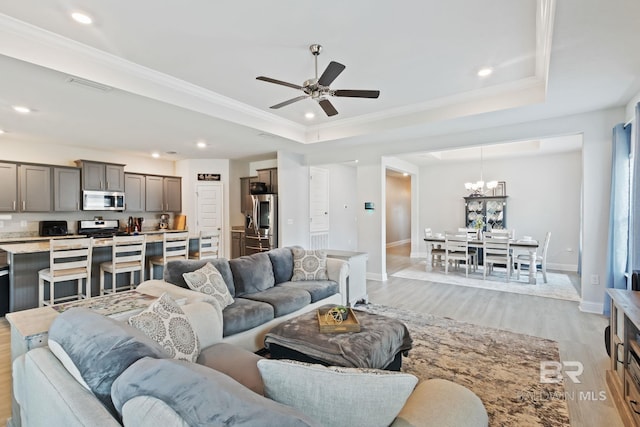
(0, 245, 622, 426)
(381, 244, 621, 427)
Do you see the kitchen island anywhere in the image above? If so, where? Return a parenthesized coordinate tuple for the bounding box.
(0, 230, 197, 312)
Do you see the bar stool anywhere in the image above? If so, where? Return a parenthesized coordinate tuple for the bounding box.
(190, 230, 220, 260)
(100, 234, 147, 295)
(148, 231, 190, 280)
(38, 237, 93, 307)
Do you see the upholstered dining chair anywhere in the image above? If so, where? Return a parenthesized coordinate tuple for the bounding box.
(148, 231, 190, 280)
(516, 232, 551, 283)
(38, 237, 93, 307)
(483, 231, 511, 282)
(190, 229, 221, 260)
(444, 232, 475, 277)
(100, 234, 146, 295)
(424, 228, 445, 268)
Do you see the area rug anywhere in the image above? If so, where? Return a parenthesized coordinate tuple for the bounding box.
(392, 262, 580, 302)
(356, 304, 571, 427)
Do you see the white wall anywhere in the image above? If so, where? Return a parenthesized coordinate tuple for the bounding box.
(277, 150, 309, 247)
(386, 175, 411, 245)
(419, 149, 582, 270)
(357, 162, 386, 281)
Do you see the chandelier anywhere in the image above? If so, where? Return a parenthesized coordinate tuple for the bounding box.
(464, 147, 498, 196)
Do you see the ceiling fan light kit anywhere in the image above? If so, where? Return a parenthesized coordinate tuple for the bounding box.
(256, 44, 380, 117)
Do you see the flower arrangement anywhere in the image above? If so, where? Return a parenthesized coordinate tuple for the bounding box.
(472, 217, 484, 230)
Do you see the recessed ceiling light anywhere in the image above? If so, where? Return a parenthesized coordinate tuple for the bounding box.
(197, 141, 207, 148)
(13, 106, 31, 114)
(151, 152, 160, 159)
(305, 112, 315, 119)
(71, 12, 93, 25)
(477, 67, 493, 77)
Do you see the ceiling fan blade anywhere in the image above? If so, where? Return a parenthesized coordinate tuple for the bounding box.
(318, 98, 338, 117)
(333, 89, 380, 98)
(318, 61, 346, 87)
(256, 76, 302, 90)
(270, 95, 308, 109)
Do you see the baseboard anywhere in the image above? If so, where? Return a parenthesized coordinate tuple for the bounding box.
(547, 263, 578, 272)
(410, 251, 428, 258)
(367, 272, 388, 282)
(386, 239, 411, 248)
(579, 301, 603, 314)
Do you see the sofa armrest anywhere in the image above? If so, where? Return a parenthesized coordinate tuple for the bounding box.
(137, 280, 216, 305)
(390, 379, 488, 427)
(326, 258, 349, 304)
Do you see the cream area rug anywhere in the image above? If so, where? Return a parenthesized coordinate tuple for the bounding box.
(357, 304, 571, 427)
(392, 262, 580, 302)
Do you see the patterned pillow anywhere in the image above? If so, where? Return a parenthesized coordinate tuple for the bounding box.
(182, 262, 234, 309)
(291, 248, 328, 281)
(257, 359, 418, 427)
(128, 293, 200, 362)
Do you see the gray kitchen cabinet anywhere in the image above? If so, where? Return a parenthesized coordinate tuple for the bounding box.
(231, 231, 245, 259)
(53, 167, 81, 211)
(0, 162, 18, 212)
(145, 176, 164, 212)
(19, 164, 51, 212)
(125, 173, 145, 212)
(76, 160, 125, 191)
(163, 177, 182, 212)
(256, 168, 278, 193)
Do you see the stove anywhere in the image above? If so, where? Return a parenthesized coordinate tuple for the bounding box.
(77, 219, 127, 238)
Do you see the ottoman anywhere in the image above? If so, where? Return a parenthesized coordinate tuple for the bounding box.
(264, 305, 412, 371)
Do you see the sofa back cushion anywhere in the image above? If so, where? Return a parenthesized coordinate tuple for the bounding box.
(268, 247, 294, 284)
(112, 357, 319, 426)
(48, 308, 168, 417)
(229, 252, 275, 296)
(164, 259, 235, 296)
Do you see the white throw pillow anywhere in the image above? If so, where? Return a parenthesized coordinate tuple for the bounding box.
(128, 293, 200, 362)
(257, 359, 418, 427)
(182, 262, 234, 309)
(291, 248, 328, 281)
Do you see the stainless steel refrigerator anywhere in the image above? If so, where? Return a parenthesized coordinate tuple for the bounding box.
(245, 194, 278, 254)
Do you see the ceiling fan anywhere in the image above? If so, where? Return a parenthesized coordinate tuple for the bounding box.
(256, 44, 380, 117)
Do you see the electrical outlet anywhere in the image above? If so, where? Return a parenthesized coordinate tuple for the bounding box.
(591, 274, 600, 285)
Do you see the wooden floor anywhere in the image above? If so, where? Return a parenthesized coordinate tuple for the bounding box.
(0, 244, 622, 426)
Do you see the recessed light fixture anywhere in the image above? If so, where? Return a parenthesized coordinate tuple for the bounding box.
(151, 152, 160, 159)
(305, 112, 315, 119)
(71, 12, 93, 25)
(13, 106, 31, 114)
(197, 141, 207, 148)
(477, 67, 493, 77)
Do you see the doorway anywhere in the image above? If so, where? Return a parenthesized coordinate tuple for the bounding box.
(195, 183, 224, 254)
(385, 169, 413, 275)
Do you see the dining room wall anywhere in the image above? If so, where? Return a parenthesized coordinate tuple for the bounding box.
(418, 148, 582, 271)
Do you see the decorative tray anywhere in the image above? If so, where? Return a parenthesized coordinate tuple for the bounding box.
(317, 307, 361, 333)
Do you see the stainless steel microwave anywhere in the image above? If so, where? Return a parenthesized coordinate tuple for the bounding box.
(82, 190, 125, 211)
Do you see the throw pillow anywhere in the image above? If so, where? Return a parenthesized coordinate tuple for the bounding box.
(128, 293, 200, 362)
(291, 248, 328, 281)
(257, 359, 418, 427)
(182, 262, 234, 309)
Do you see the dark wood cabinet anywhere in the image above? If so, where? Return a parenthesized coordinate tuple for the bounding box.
(463, 196, 508, 231)
(257, 168, 278, 193)
(240, 176, 258, 214)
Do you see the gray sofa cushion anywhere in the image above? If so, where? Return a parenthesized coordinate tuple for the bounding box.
(268, 247, 294, 284)
(229, 253, 275, 296)
(48, 308, 168, 417)
(276, 280, 339, 303)
(164, 259, 235, 296)
(240, 287, 311, 317)
(222, 298, 274, 336)
(112, 357, 319, 426)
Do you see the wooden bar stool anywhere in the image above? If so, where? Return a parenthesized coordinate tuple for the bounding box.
(38, 237, 93, 307)
(100, 234, 147, 295)
(148, 231, 190, 280)
(190, 230, 220, 260)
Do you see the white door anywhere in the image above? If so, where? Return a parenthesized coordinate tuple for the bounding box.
(309, 167, 330, 233)
(195, 183, 223, 248)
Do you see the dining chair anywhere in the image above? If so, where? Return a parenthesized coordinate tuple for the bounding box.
(148, 231, 190, 280)
(38, 237, 93, 307)
(516, 232, 551, 283)
(190, 229, 221, 260)
(99, 234, 146, 295)
(444, 232, 475, 277)
(483, 231, 511, 282)
(457, 227, 479, 269)
(424, 228, 445, 267)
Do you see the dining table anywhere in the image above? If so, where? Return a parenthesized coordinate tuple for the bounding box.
(423, 234, 540, 284)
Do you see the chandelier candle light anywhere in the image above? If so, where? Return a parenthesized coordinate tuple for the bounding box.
(464, 147, 498, 197)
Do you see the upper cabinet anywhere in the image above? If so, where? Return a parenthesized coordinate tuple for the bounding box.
(53, 167, 81, 211)
(124, 173, 146, 212)
(145, 175, 182, 212)
(19, 164, 51, 212)
(257, 168, 278, 193)
(240, 176, 257, 214)
(163, 177, 182, 212)
(0, 162, 18, 212)
(76, 160, 125, 191)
